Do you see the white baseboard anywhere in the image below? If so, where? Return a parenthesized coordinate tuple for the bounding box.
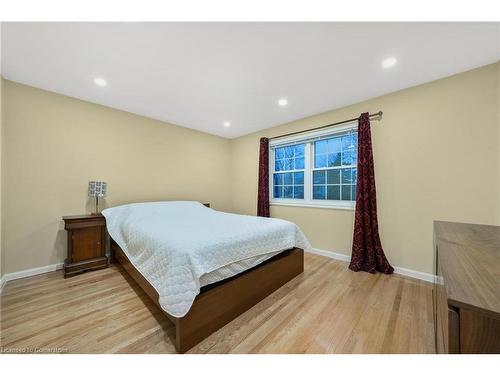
(392, 265, 435, 284)
(307, 248, 435, 283)
(1, 262, 64, 293)
(307, 247, 351, 262)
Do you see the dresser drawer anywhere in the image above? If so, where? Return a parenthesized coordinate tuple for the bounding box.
(460, 308, 500, 353)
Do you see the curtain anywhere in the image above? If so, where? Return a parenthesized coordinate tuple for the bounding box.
(349, 113, 394, 274)
(257, 137, 270, 217)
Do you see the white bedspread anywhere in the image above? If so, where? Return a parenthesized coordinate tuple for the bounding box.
(102, 201, 311, 317)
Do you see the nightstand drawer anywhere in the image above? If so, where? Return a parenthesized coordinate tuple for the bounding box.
(71, 226, 103, 262)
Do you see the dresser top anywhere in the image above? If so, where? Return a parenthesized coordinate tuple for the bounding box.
(434, 221, 500, 317)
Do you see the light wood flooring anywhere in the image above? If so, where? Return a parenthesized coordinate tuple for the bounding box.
(0, 253, 435, 353)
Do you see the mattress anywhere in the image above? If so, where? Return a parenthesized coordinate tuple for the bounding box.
(199, 250, 282, 287)
(102, 201, 311, 318)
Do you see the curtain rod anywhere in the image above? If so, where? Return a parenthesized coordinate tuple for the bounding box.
(268, 111, 383, 141)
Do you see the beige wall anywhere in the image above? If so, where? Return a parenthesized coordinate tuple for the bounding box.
(230, 63, 500, 274)
(2, 62, 499, 276)
(3, 80, 232, 274)
(497, 62, 500, 225)
(0, 76, 4, 278)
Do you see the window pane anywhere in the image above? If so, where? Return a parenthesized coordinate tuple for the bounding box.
(273, 173, 283, 186)
(327, 169, 340, 184)
(274, 186, 282, 198)
(315, 140, 328, 154)
(275, 147, 285, 160)
(293, 186, 304, 199)
(283, 172, 293, 185)
(342, 150, 356, 166)
(313, 185, 326, 200)
(351, 150, 358, 165)
(341, 168, 354, 184)
(294, 144, 305, 157)
(315, 154, 327, 168)
(293, 172, 304, 185)
(275, 159, 284, 171)
(328, 137, 342, 153)
(284, 186, 293, 198)
(284, 146, 294, 158)
(328, 152, 341, 167)
(294, 157, 304, 170)
(327, 185, 340, 200)
(341, 185, 352, 201)
(342, 133, 357, 150)
(351, 185, 357, 200)
(352, 168, 357, 183)
(313, 170, 326, 184)
(284, 158, 293, 170)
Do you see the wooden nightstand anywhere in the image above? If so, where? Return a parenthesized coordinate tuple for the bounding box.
(63, 214, 108, 278)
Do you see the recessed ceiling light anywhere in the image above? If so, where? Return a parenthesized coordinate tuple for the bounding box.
(278, 98, 288, 107)
(381, 57, 397, 69)
(94, 77, 107, 87)
(223, 121, 231, 128)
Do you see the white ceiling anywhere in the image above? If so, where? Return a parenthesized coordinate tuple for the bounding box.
(2, 22, 499, 138)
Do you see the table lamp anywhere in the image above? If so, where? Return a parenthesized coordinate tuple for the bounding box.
(88, 181, 107, 214)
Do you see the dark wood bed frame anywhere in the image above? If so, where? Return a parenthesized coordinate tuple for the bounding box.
(108, 217, 304, 353)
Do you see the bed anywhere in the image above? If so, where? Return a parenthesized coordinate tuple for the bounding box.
(102, 201, 310, 352)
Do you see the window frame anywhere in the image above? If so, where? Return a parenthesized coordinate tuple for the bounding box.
(269, 122, 358, 210)
(272, 143, 306, 199)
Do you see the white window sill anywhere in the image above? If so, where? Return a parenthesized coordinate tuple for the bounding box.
(270, 200, 355, 211)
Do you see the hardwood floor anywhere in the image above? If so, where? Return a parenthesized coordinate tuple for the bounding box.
(0, 253, 435, 354)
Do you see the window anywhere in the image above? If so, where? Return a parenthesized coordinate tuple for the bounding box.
(270, 123, 358, 209)
(273, 144, 305, 199)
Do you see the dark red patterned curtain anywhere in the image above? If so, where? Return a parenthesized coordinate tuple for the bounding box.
(349, 113, 394, 274)
(257, 137, 270, 217)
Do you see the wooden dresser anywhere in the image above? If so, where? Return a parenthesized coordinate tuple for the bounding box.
(63, 214, 108, 278)
(434, 221, 500, 353)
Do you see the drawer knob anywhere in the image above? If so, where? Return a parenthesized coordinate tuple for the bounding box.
(97, 242, 101, 245)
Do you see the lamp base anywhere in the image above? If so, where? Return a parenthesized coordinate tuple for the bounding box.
(93, 196, 99, 215)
